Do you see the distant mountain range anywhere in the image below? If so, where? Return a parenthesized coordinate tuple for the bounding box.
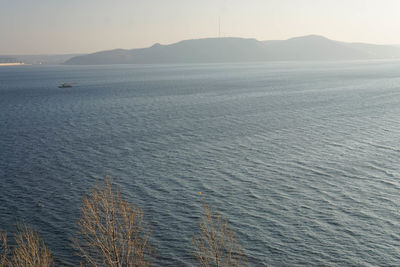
(64, 35, 400, 65)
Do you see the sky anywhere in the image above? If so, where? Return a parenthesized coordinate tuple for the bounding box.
(1, 0, 400, 54)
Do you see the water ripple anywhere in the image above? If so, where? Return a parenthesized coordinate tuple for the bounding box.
(2, 62, 400, 266)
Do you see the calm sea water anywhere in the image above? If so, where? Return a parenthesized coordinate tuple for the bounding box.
(1, 61, 400, 266)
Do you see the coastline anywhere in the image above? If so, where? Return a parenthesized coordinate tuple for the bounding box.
(0, 63, 26, 66)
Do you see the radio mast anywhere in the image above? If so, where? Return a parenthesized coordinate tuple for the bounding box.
(218, 16, 221, 38)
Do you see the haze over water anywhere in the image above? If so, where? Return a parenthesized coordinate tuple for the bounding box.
(1, 61, 400, 265)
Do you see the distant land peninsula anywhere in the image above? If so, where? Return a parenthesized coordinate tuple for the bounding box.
(0, 57, 25, 66)
(65, 35, 400, 65)
(0, 54, 82, 65)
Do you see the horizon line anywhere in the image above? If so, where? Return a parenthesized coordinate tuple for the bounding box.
(2, 34, 400, 56)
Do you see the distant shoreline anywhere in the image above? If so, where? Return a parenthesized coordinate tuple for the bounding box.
(0, 63, 26, 66)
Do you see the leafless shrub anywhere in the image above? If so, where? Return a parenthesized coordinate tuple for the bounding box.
(74, 177, 152, 267)
(0, 231, 9, 267)
(8, 225, 53, 267)
(191, 203, 247, 267)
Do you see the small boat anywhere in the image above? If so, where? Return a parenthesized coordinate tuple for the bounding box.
(58, 83, 73, 88)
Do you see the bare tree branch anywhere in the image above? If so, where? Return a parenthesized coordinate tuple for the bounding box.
(10, 224, 53, 267)
(74, 176, 152, 267)
(191, 203, 247, 267)
(0, 231, 9, 267)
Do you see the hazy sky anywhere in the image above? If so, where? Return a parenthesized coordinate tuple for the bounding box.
(1, 0, 400, 54)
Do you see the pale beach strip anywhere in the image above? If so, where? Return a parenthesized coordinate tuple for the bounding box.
(0, 63, 26, 66)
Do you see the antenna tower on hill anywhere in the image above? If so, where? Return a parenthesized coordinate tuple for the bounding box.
(219, 16, 221, 38)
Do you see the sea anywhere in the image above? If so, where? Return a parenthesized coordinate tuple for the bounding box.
(1, 61, 400, 266)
